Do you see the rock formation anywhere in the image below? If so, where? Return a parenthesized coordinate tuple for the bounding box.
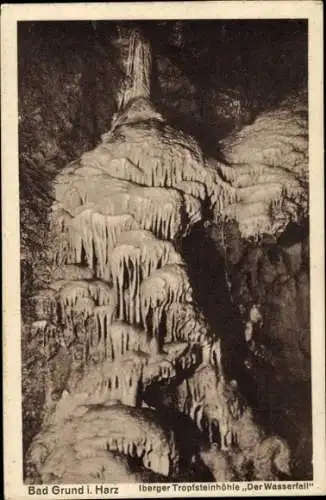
(21, 24, 309, 483)
(212, 88, 308, 238)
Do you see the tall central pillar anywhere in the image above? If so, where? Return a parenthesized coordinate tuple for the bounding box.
(114, 27, 152, 110)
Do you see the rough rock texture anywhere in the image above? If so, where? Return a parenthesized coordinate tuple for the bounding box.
(213, 89, 308, 238)
(20, 21, 310, 482)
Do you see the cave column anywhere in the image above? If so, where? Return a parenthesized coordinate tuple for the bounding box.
(114, 27, 152, 110)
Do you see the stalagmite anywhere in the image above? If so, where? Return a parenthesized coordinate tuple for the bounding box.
(253, 435, 291, 480)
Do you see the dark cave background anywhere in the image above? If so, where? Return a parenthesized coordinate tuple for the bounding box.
(18, 19, 311, 480)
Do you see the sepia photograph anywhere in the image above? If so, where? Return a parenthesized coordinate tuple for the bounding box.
(2, 2, 325, 498)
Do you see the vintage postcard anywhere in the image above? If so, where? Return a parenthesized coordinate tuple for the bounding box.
(2, 1, 325, 498)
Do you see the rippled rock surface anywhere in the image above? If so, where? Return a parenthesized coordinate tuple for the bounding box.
(20, 22, 310, 483)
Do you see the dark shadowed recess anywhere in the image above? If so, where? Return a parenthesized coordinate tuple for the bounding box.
(180, 223, 258, 401)
(180, 219, 312, 480)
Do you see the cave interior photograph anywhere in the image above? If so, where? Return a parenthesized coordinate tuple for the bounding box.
(18, 18, 312, 484)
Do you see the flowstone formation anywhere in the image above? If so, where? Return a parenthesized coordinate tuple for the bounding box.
(212, 88, 308, 238)
(25, 29, 299, 483)
(204, 88, 310, 479)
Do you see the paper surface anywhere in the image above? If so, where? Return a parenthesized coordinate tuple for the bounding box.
(2, 2, 325, 498)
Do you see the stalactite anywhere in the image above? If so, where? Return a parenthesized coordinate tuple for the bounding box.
(81, 132, 211, 205)
(31, 319, 49, 338)
(183, 194, 203, 229)
(38, 322, 59, 360)
(58, 174, 189, 241)
(62, 297, 95, 326)
(204, 164, 238, 212)
(173, 338, 245, 451)
(58, 281, 90, 306)
(166, 342, 201, 375)
(55, 205, 138, 275)
(140, 264, 193, 336)
(91, 305, 116, 361)
(143, 358, 176, 384)
(51, 264, 95, 282)
(87, 280, 115, 306)
(81, 151, 147, 185)
(96, 184, 186, 241)
(68, 404, 179, 476)
(27, 402, 179, 480)
(164, 302, 211, 344)
(109, 321, 150, 359)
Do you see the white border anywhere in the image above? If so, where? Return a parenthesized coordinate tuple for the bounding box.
(1, 2, 324, 498)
